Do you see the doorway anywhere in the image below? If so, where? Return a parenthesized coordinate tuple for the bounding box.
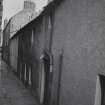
(39, 51, 53, 105)
(94, 75, 105, 105)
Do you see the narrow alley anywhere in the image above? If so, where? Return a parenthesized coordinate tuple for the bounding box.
(2, 0, 105, 105)
(0, 53, 38, 105)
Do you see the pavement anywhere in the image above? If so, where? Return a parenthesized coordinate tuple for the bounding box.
(0, 56, 38, 105)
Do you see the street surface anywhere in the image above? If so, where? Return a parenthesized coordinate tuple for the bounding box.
(0, 54, 38, 105)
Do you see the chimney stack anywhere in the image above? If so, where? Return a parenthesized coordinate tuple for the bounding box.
(24, 0, 35, 11)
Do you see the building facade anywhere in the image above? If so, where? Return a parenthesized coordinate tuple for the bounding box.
(51, 0, 105, 105)
(9, 6, 53, 105)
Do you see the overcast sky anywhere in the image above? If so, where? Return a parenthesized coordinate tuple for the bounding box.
(3, 0, 48, 20)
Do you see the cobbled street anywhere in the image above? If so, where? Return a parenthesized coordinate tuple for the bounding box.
(0, 54, 38, 105)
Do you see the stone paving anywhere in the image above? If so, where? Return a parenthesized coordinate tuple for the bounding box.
(0, 57, 38, 105)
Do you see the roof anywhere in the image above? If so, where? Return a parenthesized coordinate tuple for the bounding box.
(10, 9, 38, 38)
(9, 0, 63, 39)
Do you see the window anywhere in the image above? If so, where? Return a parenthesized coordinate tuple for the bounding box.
(24, 64, 27, 81)
(95, 75, 105, 105)
(28, 65, 32, 86)
(48, 16, 52, 29)
(31, 29, 34, 46)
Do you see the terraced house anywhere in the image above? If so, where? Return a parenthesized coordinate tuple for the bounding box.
(3, 0, 105, 105)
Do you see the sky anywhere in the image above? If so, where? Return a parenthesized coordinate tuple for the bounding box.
(3, 0, 48, 21)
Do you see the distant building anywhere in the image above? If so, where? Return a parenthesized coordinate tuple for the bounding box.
(0, 0, 3, 27)
(0, 0, 3, 46)
(2, 19, 11, 62)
